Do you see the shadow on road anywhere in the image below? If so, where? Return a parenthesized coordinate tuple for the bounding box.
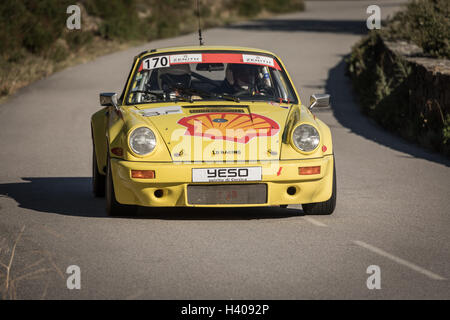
(0, 177, 105, 218)
(227, 19, 367, 35)
(0, 177, 302, 219)
(326, 57, 450, 167)
(136, 205, 301, 220)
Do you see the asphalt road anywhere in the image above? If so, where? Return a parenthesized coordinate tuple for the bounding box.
(1, 1, 449, 300)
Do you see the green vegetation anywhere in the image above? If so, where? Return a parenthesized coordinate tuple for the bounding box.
(232, 0, 305, 17)
(347, 0, 450, 156)
(0, 0, 305, 101)
(385, 0, 449, 59)
(347, 33, 418, 140)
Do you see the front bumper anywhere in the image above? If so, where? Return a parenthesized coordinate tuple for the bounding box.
(111, 155, 334, 207)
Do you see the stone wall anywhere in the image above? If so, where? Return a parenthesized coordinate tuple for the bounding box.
(383, 38, 450, 123)
(346, 33, 450, 156)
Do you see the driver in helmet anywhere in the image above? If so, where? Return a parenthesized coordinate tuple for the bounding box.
(157, 64, 192, 99)
(221, 63, 256, 95)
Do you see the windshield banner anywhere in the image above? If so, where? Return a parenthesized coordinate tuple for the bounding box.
(140, 53, 281, 71)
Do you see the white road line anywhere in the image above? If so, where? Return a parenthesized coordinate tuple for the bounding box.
(302, 217, 328, 227)
(354, 240, 446, 281)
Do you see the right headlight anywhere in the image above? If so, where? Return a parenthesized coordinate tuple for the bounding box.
(292, 124, 320, 152)
(129, 127, 156, 156)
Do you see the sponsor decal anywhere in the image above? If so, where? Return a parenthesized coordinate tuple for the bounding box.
(268, 101, 280, 107)
(192, 167, 262, 182)
(177, 112, 279, 143)
(242, 54, 275, 67)
(136, 106, 182, 117)
(277, 167, 283, 176)
(170, 54, 202, 64)
(212, 150, 241, 155)
(269, 101, 289, 109)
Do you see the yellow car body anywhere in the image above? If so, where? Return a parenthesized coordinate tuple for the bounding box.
(91, 46, 336, 215)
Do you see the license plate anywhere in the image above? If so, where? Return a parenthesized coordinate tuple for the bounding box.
(192, 167, 262, 183)
(188, 184, 267, 204)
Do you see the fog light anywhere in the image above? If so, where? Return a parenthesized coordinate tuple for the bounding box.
(287, 186, 297, 195)
(299, 166, 321, 175)
(131, 170, 155, 179)
(154, 189, 164, 198)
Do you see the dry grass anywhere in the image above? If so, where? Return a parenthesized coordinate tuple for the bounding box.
(0, 37, 139, 104)
(0, 226, 61, 300)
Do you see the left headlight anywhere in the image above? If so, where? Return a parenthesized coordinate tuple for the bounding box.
(129, 127, 156, 156)
(292, 124, 320, 152)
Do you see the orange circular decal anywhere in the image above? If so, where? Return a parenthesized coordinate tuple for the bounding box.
(177, 112, 279, 143)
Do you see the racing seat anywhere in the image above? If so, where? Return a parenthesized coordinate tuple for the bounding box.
(157, 64, 192, 91)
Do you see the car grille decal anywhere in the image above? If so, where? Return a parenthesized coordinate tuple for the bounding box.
(177, 112, 279, 143)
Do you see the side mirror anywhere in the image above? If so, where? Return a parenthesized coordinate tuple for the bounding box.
(309, 93, 330, 110)
(100, 92, 118, 108)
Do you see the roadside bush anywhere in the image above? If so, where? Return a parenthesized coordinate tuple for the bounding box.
(83, 0, 142, 41)
(47, 39, 69, 63)
(442, 115, 450, 154)
(0, 1, 27, 55)
(347, 0, 450, 156)
(0, 0, 70, 55)
(65, 31, 94, 51)
(142, 0, 193, 40)
(232, 0, 263, 17)
(1, 0, 305, 56)
(262, 0, 305, 13)
(347, 33, 417, 139)
(231, 0, 305, 17)
(347, 31, 450, 157)
(385, 0, 450, 59)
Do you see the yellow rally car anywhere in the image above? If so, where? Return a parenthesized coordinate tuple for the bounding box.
(91, 46, 336, 216)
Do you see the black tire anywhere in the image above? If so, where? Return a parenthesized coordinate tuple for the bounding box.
(302, 158, 337, 215)
(92, 145, 105, 197)
(106, 156, 137, 217)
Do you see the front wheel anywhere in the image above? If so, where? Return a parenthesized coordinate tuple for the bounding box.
(302, 158, 336, 215)
(106, 157, 137, 217)
(92, 145, 105, 197)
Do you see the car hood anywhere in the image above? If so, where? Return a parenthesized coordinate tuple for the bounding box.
(132, 102, 292, 162)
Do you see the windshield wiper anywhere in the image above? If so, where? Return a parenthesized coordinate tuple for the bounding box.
(131, 89, 193, 103)
(220, 93, 240, 103)
(130, 89, 164, 99)
(249, 94, 290, 104)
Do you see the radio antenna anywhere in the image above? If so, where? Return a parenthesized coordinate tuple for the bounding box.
(196, 0, 204, 46)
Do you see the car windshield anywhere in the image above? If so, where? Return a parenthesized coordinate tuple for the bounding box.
(125, 51, 298, 105)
